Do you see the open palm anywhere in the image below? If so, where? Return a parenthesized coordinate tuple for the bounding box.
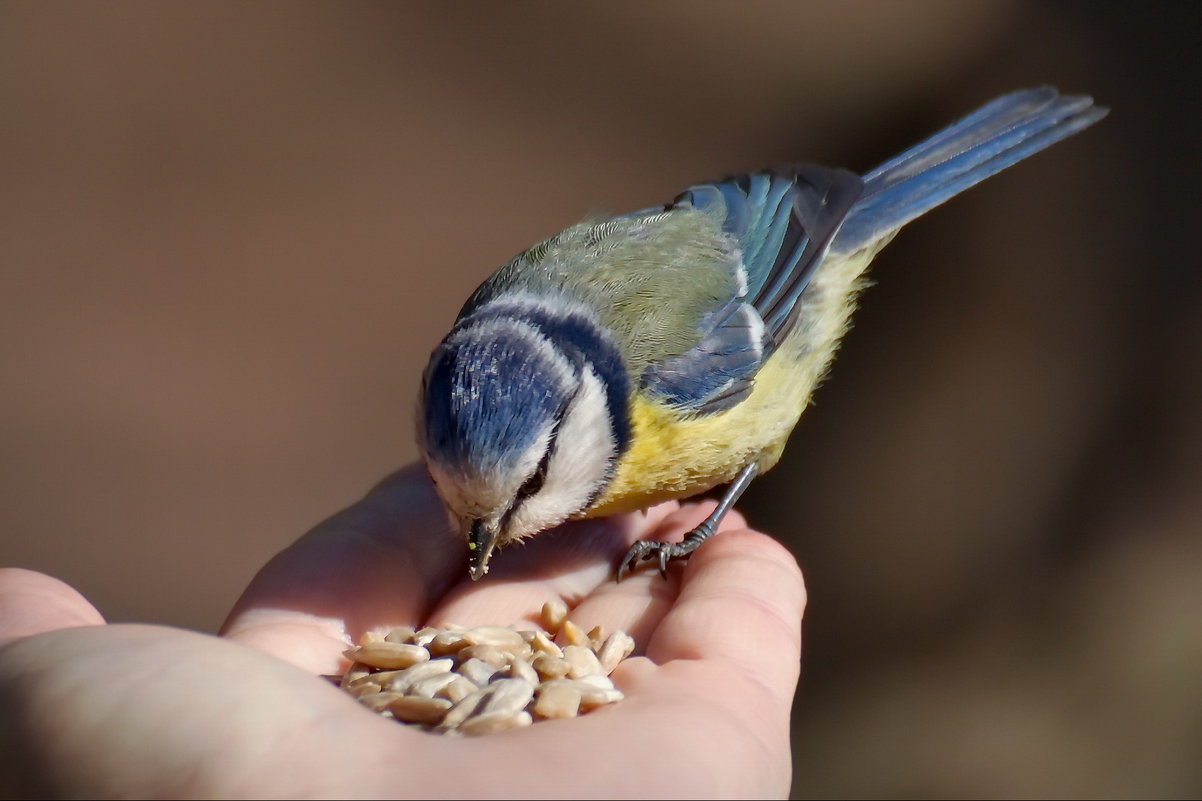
(0, 464, 804, 799)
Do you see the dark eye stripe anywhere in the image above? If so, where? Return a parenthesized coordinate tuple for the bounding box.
(515, 446, 552, 502)
(502, 387, 573, 530)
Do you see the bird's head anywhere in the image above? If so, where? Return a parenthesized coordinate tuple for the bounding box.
(418, 297, 629, 579)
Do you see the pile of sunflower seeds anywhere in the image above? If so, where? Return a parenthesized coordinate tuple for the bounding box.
(338, 600, 634, 736)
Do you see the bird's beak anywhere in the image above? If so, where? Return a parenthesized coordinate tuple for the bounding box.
(467, 518, 500, 581)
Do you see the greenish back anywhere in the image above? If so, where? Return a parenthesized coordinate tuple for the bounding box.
(461, 207, 737, 374)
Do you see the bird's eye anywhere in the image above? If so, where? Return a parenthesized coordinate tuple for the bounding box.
(516, 449, 551, 501)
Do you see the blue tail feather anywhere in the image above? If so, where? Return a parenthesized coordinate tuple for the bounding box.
(834, 88, 1107, 252)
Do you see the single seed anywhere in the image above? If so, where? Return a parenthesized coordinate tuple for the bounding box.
(532, 653, 571, 681)
(480, 678, 536, 716)
(575, 673, 615, 690)
(339, 662, 371, 689)
(383, 659, 455, 694)
(578, 685, 624, 710)
(596, 631, 636, 675)
(385, 626, 417, 644)
(351, 641, 430, 670)
(528, 629, 563, 658)
(458, 644, 511, 669)
(508, 656, 540, 686)
(537, 678, 624, 709)
(427, 630, 470, 656)
(532, 682, 581, 719)
(349, 682, 382, 699)
(440, 685, 496, 730)
(349, 669, 402, 690)
(541, 599, 568, 632)
(410, 672, 460, 699)
(437, 675, 479, 704)
(359, 691, 406, 712)
(457, 657, 501, 687)
(557, 619, 589, 647)
(383, 695, 452, 725)
(562, 644, 604, 678)
(413, 626, 440, 646)
(460, 710, 533, 737)
(461, 625, 526, 653)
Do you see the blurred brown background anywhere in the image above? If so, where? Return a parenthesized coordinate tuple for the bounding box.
(2, 1, 1198, 797)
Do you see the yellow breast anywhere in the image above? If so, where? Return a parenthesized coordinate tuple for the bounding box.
(583, 247, 877, 519)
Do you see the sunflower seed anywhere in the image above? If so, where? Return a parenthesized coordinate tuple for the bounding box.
(540, 599, 568, 632)
(596, 631, 636, 675)
(413, 626, 440, 647)
(456, 657, 500, 687)
(339, 661, 372, 689)
(382, 658, 454, 694)
(359, 691, 405, 712)
(385, 626, 417, 644)
(556, 619, 589, 647)
(562, 644, 604, 678)
(461, 625, 526, 652)
(349, 641, 430, 670)
(532, 652, 571, 681)
(436, 675, 479, 704)
(457, 644, 511, 669)
(439, 685, 495, 730)
(459, 710, 533, 737)
(427, 630, 470, 656)
(508, 655, 540, 685)
(532, 682, 581, 719)
(349, 682, 382, 699)
(538, 678, 624, 710)
(479, 678, 535, 717)
(409, 672, 460, 699)
(382, 694, 452, 725)
(528, 629, 563, 658)
(575, 673, 615, 690)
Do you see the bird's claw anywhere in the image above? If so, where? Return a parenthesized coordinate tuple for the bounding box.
(616, 537, 698, 581)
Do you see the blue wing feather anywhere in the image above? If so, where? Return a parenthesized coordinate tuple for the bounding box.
(642, 166, 863, 414)
(641, 87, 1105, 416)
(640, 301, 765, 414)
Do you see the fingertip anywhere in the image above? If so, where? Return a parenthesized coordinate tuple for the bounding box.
(644, 526, 805, 700)
(686, 527, 807, 617)
(223, 465, 464, 661)
(0, 568, 105, 639)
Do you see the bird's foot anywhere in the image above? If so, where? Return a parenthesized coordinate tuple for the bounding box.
(616, 521, 716, 581)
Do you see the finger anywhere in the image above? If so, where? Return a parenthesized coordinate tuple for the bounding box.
(221, 465, 466, 671)
(423, 501, 684, 630)
(562, 501, 749, 650)
(0, 568, 105, 640)
(643, 526, 805, 707)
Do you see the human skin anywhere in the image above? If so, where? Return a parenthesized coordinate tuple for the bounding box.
(0, 464, 805, 799)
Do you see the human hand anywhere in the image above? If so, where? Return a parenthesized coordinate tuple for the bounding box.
(0, 464, 805, 799)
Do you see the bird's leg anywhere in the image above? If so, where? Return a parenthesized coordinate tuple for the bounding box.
(617, 461, 760, 580)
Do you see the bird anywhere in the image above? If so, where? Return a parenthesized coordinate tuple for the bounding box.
(416, 87, 1107, 581)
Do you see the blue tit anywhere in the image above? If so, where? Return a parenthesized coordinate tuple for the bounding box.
(417, 87, 1106, 581)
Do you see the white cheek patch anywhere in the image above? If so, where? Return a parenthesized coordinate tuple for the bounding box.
(426, 424, 553, 525)
(507, 364, 615, 541)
